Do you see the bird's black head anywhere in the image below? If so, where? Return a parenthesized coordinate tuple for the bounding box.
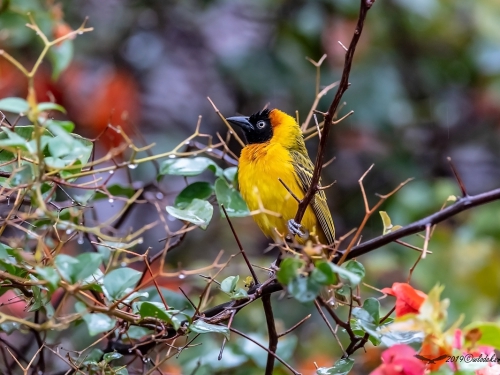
(226, 109, 273, 145)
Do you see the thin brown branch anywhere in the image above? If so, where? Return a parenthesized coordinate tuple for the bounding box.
(314, 299, 346, 357)
(221, 205, 259, 284)
(335, 186, 500, 262)
(278, 314, 311, 338)
(294, 0, 374, 226)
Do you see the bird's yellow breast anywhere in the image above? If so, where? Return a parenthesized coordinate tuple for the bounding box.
(238, 141, 321, 243)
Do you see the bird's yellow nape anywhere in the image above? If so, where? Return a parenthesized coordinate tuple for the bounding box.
(268, 108, 294, 128)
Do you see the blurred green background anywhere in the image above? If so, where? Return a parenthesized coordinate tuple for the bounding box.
(1, 0, 500, 373)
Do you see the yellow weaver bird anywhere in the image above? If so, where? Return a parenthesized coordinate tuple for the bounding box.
(227, 108, 335, 245)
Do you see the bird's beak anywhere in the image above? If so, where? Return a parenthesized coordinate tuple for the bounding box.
(226, 116, 253, 131)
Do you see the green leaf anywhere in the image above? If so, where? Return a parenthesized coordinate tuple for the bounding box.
(55, 253, 103, 284)
(363, 298, 381, 325)
(84, 313, 116, 336)
(10, 164, 34, 186)
(159, 156, 221, 177)
(48, 40, 73, 80)
(221, 275, 239, 294)
(350, 299, 383, 345)
(352, 306, 380, 338)
(166, 198, 213, 229)
(379, 329, 423, 347)
(47, 122, 74, 143)
(288, 276, 321, 303)
(380, 211, 403, 234)
(81, 268, 105, 289)
(214, 178, 250, 217)
(44, 156, 67, 169)
(47, 135, 73, 158)
(103, 268, 142, 300)
(45, 119, 75, 132)
(125, 326, 152, 340)
(137, 301, 184, 330)
(463, 322, 500, 350)
(189, 320, 230, 339)
(343, 260, 365, 286)
(0, 127, 31, 150)
(316, 358, 355, 375)
(0, 243, 23, 276)
(223, 167, 238, 184)
(29, 286, 45, 312)
(174, 182, 214, 208)
(37, 102, 66, 114)
(36, 266, 60, 292)
(277, 258, 304, 285)
(76, 302, 115, 336)
(311, 261, 337, 285)
(328, 262, 361, 287)
(45, 124, 93, 167)
(80, 348, 104, 365)
(0, 322, 21, 335)
(230, 288, 248, 300)
(0, 97, 29, 113)
(103, 352, 123, 363)
(66, 134, 93, 165)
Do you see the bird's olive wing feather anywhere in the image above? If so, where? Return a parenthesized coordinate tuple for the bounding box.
(290, 150, 335, 245)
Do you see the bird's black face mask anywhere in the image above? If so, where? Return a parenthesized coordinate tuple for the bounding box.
(226, 109, 273, 145)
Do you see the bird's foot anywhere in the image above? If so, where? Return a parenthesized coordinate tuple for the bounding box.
(287, 219, 309, 240)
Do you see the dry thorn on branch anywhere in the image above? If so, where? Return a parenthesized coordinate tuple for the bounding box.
(301, 81, 340, 132)
(314, 113, 322, 140)
(447, 157, 468, 197)
(278, 314, 311, 338)
(422, 223, 431, 259)
(333, 110, 354, 125)
(338, 40, 349, 52)
(395, 239, 432, 254)
(317, 180, 336, 191)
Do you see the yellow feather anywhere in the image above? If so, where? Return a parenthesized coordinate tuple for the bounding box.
(237, 109, 334, 244)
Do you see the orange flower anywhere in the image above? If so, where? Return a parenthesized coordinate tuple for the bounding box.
(382, 283, 427, 317)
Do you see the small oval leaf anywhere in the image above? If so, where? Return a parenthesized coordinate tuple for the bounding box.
(166, 199, 213, 229)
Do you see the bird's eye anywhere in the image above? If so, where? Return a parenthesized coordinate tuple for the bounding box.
(256, 120, 266, 129)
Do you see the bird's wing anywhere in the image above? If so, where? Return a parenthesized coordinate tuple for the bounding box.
(290, 150, 335, 245)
